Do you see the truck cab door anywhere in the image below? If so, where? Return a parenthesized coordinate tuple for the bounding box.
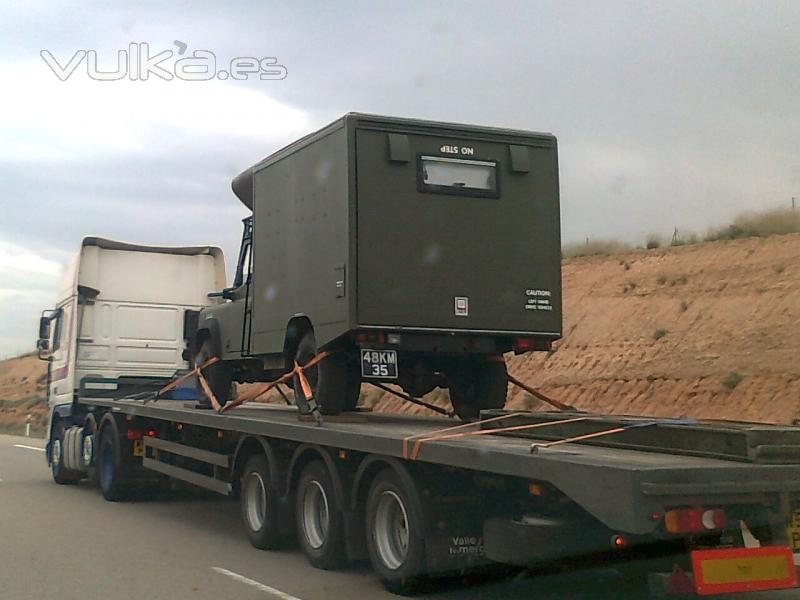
(39, 302, 74, 409)
(215, 217, 254, 358)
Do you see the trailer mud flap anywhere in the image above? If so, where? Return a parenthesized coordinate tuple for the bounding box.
(691, 546, 797, 596)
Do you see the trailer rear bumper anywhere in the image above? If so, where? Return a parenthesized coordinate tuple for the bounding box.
(483, 515, 612, 566)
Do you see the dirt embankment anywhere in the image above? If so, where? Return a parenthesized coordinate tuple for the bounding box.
(366, 234, 800, 424)
(2, 234, 799, 430)
(0, 353, 48, 435)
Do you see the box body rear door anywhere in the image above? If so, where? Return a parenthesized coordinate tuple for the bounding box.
(355, 126, 562, 335)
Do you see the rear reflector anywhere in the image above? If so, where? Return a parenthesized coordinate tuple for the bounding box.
(665, 507, 726, 534)
(692, 546, 797, 595)
(126, 429, 142, 441)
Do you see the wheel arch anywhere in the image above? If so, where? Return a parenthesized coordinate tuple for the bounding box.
(194, 316, 223, 358)
(232, 435, 285, 494)
(285, 443, 347, 509)
(351, 456, 425, 530)
(283, 315, 313, 364)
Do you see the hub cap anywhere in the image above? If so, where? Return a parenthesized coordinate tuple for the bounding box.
(51, 438, 62, 467)
(82, 434, 94, 467)
(301, 480, 329, 549)
(243, 472, 267, 532)
(374, 490, 410, 570)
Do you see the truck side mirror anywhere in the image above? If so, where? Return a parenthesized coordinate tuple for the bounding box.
(208, 288, 236, 301)
(38, 315, 51, 340)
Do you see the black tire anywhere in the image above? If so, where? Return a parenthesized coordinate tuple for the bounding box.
(366, 469, 428, 595)
(97, 421, 128, 501)
(194, 338, 234, 406)
(240, 454, 282, 550)
(295, 461, 346, 570)
(448, 358, 508, 421)
(293, 331, 359, 415)
(50, 421, 80, 485)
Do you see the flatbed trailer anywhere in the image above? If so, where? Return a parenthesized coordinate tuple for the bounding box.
(49, 389, 800, 597)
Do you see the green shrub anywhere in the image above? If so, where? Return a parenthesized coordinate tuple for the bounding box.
(722, 372, 743, 390)
(653, 328, 667, 341)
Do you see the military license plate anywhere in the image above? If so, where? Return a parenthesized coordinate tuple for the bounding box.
(133, 439, 144, 457)
(361, 349, 398, 379)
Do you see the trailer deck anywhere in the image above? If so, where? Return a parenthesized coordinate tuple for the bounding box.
(79, 396, 800, 536)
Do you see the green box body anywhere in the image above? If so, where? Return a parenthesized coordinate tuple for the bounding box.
(233, 113, 562, 356)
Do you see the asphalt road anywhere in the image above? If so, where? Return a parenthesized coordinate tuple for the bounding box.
(1, 433, 799, 600)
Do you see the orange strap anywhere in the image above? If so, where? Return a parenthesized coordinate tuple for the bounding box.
(402, 413, 590, 460)
(156, 357, 220, 398)
(530, 425, 634, 453)
(219, 350, 335, 413)
(401, 412, 520, 460)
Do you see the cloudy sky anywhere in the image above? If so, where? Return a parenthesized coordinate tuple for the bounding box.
(0, 0, 798, 357)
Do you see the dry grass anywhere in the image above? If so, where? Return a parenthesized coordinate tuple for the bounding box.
(705, 208, 800, 242)
(563, 239, 631, 258)
(563, 207, 799, 259)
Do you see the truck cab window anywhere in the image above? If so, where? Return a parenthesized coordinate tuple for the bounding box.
(51, 310, 64, 351)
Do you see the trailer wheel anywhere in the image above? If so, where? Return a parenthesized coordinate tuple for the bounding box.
(97, 421, 128, 501)
(194, 339, 234, 406)
(240, 454, 282, 550)
(293, 332, 359, 415)
(366, 469, 427, 595)
(448, 359, 508, 421)
(295, 461, 346, 569)
(50, 421, 80, 485)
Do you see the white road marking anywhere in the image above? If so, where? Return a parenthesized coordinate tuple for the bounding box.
(211, 567, 304, 600)
(14, 444, 45, 452)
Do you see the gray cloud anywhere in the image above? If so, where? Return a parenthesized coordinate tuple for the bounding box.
(1, 0, 799, 355)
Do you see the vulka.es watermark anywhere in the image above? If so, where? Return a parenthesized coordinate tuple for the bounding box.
(40, 41, 287, 81)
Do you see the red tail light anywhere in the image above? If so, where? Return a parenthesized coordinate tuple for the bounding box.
(514, 338, 535, 352)
(665, 507, 727, 534)
(145, 429, 157, 437)
(356, 331, 385, 345)
(126, 429, 142, 441)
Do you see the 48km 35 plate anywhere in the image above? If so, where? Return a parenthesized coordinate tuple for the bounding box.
(361, 349, 398, 379)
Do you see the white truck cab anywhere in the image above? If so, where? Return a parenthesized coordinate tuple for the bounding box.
(37, 237, 226, 454)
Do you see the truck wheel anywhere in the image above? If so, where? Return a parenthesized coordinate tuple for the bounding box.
(295, 461, 346, 570)
(50, 421, 80, 485)
(366, 469, 427, 595)
(82, 419, 99, 487)
(97, 421, 128, 501)
(448, 359, 508, 421)
(194, 339, 234, 406)
(293, 332, 359, 415)
(241, 454, 282, 550)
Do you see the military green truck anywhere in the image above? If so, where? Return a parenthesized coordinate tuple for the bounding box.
(194, 114, 562, 419)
